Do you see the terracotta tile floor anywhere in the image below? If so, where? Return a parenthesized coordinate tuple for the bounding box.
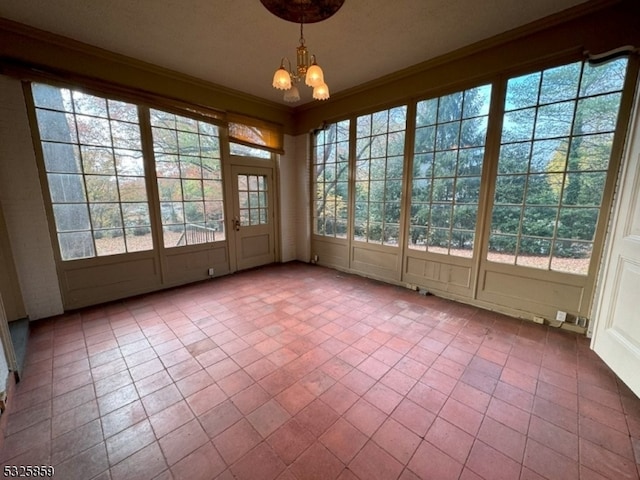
(1, 262, 639, 479)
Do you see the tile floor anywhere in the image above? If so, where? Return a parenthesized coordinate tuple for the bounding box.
(1, 262, 639, 480)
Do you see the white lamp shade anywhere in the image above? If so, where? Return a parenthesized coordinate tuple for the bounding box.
(305, 64, 325, 87)
(272, 67, 292, 90)
(283, 84, 301, 102)
(313, 82, 330, 100)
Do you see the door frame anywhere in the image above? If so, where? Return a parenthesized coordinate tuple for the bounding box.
(225, 155, 280, 272)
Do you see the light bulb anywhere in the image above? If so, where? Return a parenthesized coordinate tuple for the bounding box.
(272, 67, 292, 90)
(305, 63, 324, 87)
(313, 82, 330, 100)
(284, 84, 301, 102)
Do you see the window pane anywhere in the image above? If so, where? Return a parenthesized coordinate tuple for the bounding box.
(85, 176, 118, 202)
(36, 110, 77, 143)
(73, 91, 108, 117)
(450, 231, 475, 257)
(505, 72, 540, 110)
(498, 143, 530, 174)
(489, 58, 628, 274)
(539, 62, 581, 104)
(118, 177, 147, 202)
(534, 101, 574, 139)
(47, 174, 86, 203)
(111, 120, 141, 149)
(495, 176, 526, 204)
(463, 85, 492, 117)
(229, 142, 271, 158)
(33, 83, 73, 111)
(122, 203, 150, 227)
(438, 91, 463, 122)
(90, 203, 122, 229)
(525, 173, 562, 205)
(574, 93, 622, 134)
(82, 146, 114, 174)
(580, 58, 627, 96)
(501, 108, 536, 143)
(76, 116, 111, 146)
(125, 227, 153, 252)
(487, 234, 516, 264)
(58, 231, 95, 260)
(530, 139, 568, 173)
(43, 143, 81, 173)
(108, 100, 138, 122)
(416, 98, 438, 127)
(551, 241, 591, 275)
(516, 237, 551, 269)
(152, 109, 224, 247)
(52, 204, 91, 232)
(95, 229, 125, 256)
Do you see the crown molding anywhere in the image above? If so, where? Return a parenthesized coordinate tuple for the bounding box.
(0, 17, 294, 128)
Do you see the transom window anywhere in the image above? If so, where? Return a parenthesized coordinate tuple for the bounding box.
(488, 58, 628, 274)
(409, 85, 492, 256)
(354, 107, 407, 245)
(230, 142, 271, 159)
(32, 84, 152, 260)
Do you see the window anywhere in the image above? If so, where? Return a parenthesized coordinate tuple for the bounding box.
(228, 114, 284, 154)
(229, 142, 271, 159)
(32, 84, 152, 260)
(489, 58, 628, 274)
(237, 174, 269, 226)
(313, 120, 350, 238)
(354, 107, 407, 245)
(151, 109, 225, 247)
(409, 85, 491, 256)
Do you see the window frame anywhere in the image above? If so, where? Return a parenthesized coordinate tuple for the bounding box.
(28, 80, 235, 263)
(486, 57, 630, 276)
(352, 105, 408, 247)
(312, 119, 351, 240)
(150, 107, 226, 249)
(408, 84, 493, 258)
(31, 83, 154, 261)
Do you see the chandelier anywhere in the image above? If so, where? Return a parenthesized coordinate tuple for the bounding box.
(260, 0, 345, 103)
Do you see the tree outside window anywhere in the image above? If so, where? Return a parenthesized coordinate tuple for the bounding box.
(489, 58, 628, 274)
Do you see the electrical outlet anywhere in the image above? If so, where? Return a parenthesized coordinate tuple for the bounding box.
(533, 316, 545, 324)
(208, 268, 214, 276)
(555, 310, 567, 322)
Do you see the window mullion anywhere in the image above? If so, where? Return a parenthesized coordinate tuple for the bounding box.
(137, 106, 164, 257)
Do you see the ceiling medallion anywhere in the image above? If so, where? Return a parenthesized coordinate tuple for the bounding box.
(260, 0, 345, 24)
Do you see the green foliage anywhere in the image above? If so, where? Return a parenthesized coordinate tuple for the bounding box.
(490, 59, 627, 260)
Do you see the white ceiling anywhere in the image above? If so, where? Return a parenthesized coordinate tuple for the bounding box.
(0, 0, 589, 105)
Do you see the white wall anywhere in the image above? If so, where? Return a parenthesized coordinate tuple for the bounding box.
(279, 133, 311, 263)
(0, 76, 63, 320)
(279, 134, 298, 262)
(294, 133, 310, 263)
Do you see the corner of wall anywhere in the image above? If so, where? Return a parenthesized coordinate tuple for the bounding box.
(278, 133, 311, 263)
(0, 75, 64, 319)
